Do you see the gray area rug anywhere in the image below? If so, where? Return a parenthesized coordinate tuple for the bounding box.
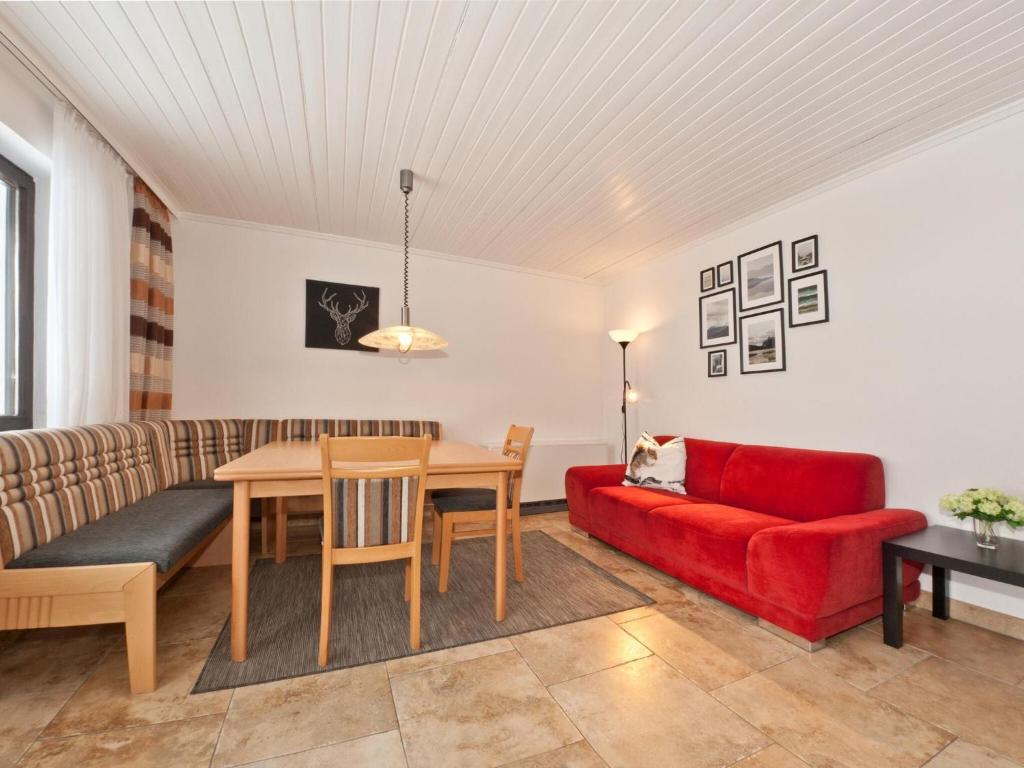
(193, 530, 652, 692)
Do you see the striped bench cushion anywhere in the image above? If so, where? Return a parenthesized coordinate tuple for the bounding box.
(0, 423, 161, 566)
(330, 476, 419, 548)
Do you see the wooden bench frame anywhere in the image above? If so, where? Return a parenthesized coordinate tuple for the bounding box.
(0, 517, 229, 693)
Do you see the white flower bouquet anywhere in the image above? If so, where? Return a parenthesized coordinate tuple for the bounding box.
(939, 488, 1024, 549)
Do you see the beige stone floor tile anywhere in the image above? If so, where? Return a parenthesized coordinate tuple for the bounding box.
(549, 655, 769, 768)
(499, 739, 607, 768)
(807, 626, 929, 691)
(924, 739, 1022, 767)
(18, 713, 223, 768)
(386, 637, 514, 677)
(621, 603, 798, 691)
(511, 617, 650, 685)
(240, 730, 408, 767)
(391, 650, 580, 768)
(871, 656, 1024, 764)
(696, 592, 759, 625)
(713, 657, 951, 768)
(43, 637, 231, 737)
(866, 611, 1024, 685)
(731, 744, 808, 767)
(0, 629, 113, 701)
(0, 692, 71, 768)
(212, 663, 396, 767)
(162, 564, 231, 597)
(607, 604, 661, 624)
(157, 587, 232, 645)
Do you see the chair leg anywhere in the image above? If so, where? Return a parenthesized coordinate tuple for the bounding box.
(123, 564, 157, 694)
(404, 561, 411, 602)
(438, 516, 454, 593)
(409, 553, 421, 650)
(430, 509, 442, 565)
(318, 556, 334, 667)
(274, 497, 287, 564)
(511, 508, 524, 583)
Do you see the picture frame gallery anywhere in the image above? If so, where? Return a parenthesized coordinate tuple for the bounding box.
(697, 234, 828, 376)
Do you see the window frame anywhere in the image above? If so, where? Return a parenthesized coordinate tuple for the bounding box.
(0, 152, 34, 431)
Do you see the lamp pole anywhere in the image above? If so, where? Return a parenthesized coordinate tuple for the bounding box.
(619, 340, 630, 464)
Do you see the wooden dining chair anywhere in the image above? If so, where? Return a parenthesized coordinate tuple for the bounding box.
(430, 425, 534, 593)
(318, 434, 431, 665)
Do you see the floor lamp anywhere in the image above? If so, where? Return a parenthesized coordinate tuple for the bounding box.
(609, 329, 639, 463)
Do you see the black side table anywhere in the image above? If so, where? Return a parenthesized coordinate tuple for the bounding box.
(883, 525, 1024, 647)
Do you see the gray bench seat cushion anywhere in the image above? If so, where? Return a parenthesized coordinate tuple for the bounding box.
(432, 489, 499, 514)
(166, 479, 232, 491)
(7, 490, 232, 573)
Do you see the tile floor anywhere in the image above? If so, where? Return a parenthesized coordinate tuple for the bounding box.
(1, 511, 1020, 767)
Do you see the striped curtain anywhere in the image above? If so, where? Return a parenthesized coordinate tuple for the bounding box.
(129, 178, 173, 420)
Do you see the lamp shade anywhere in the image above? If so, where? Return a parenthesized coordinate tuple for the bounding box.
(608, 329, 639, 344)
(359, 324, 448, 353)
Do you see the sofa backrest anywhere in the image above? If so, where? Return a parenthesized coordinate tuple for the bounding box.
(159, 418, 444, 483)
(654, 436, 738, 502)
(719, 444, 885, 522)
(0, 423, 162, 566)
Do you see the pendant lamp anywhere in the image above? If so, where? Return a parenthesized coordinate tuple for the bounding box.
(359, 169, 448, 353)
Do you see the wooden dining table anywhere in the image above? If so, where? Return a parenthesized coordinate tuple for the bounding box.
(213, 439, 523, 663)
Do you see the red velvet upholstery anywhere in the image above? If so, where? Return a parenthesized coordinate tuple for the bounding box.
(719, 444, 885, 522)
(648, 504, 792, 590)
(747, 508, 926, 617)
(564, 436, 928, 642)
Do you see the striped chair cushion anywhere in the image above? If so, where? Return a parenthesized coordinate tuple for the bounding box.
(330, 476, 419, 548)
(153, 419, 245, 483)
(243, 419, 280, 451)
(0, 423, 161, 566)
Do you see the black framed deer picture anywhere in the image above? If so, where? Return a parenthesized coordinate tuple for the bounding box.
(304, 279, 380, 352)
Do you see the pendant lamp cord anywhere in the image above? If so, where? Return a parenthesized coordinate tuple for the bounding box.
(403, 191, 410, 308)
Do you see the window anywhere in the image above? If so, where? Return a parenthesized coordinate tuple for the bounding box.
(0, 153, 34, 430)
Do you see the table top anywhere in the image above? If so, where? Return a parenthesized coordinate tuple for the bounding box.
(886, 525, 1024, 581)
(213, 439, 522, 482)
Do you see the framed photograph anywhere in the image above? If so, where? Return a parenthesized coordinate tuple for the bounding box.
(792, 235, 818, 272)
(788, 269, 829, 327)
(716, 260, 733, 287)
(698, 288, 736, 348)
(305, 279, 380, 352)
(708, 350, 727, 377)
(700, 267, 715, 292)
(737, 241, 783, 312)
(739, 308, 786, 374)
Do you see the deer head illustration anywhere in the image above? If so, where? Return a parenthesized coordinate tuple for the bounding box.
(318, 288, 369, 346)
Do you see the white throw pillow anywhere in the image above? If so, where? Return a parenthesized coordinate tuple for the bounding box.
(623, 432, 687, 493)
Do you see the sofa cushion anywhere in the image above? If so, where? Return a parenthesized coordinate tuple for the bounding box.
(587, 486, 710, 544)
(653, 437, 739, 502)
(6, 489, 232, 573)
(0, 423, 162, 566)
(719, 444, 885, 522)
(647, 503, 794, 590)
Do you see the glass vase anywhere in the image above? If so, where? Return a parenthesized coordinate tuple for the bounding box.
(973, 518, 1000, 550)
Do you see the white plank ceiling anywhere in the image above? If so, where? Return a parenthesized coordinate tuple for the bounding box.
(2, 0, 1024, 279)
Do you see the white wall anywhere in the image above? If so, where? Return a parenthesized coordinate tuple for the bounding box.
(173, 216, 606, 500)
(0, 47, 53, 427)
(604, 109, 1024, 618)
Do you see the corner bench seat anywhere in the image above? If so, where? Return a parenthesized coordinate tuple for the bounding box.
(0, 417, 442, 694)
(7, 489, 232, 573)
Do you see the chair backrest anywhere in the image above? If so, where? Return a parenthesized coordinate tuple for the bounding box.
(502, 425, 534, 509)
(319, 435, 431, 549)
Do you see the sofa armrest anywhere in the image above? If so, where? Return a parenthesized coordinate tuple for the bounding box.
(747, 508, 927, 618)
(565, 464, 626, 527)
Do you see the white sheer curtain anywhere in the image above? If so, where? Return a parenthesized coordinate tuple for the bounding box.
(46, 104, 132, 427)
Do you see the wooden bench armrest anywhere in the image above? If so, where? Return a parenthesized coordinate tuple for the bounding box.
(0, 562, 155, 598)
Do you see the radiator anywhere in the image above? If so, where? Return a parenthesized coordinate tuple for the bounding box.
(480, 438, 610, 503)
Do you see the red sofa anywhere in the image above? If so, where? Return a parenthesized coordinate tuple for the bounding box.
(565, 436, 927, 642)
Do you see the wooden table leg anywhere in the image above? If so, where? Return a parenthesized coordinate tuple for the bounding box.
(882, 543, 903, 648)
(231, 480, 251, 662)
(495, 471, 508, 622)
(932, 565, 950, 620)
